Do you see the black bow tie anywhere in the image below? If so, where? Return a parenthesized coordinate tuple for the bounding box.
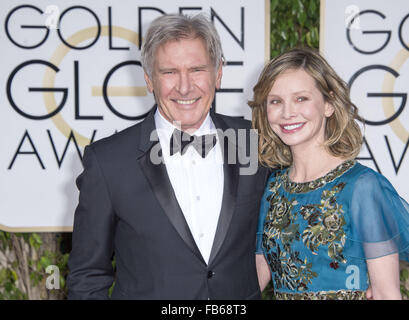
(170, 128, 217, 158)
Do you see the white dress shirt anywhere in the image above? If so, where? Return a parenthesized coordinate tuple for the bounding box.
(154, 110, 224, 264)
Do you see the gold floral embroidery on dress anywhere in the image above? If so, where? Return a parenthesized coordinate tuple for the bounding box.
(282, 160, 356, 194)
(262, 162, 353, 292)
(263, 180, 317, 291)
(274, 290, 366, 300)
(300, 183, 347, 268)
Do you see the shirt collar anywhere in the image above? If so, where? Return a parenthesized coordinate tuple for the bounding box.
(154, 109, 215, 141)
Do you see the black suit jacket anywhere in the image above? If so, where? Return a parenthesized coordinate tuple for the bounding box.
(67, 108, 269, 299)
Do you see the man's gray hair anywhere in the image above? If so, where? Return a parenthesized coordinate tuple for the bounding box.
(141, 13, 224, 78)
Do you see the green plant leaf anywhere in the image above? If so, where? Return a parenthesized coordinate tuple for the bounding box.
(401, 268, 409, 282)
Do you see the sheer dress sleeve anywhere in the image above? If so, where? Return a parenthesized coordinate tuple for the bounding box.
(344, 169, 409, 261)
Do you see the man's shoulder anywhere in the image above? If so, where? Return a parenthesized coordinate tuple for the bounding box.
(87, 121, 142, 154)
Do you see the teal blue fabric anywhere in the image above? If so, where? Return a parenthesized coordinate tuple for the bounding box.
(256, 161, 409, 294)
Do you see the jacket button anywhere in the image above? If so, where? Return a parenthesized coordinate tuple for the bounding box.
(207, 271, 214, 279)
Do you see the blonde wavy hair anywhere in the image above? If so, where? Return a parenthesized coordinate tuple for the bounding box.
(248, 47, 363, 168)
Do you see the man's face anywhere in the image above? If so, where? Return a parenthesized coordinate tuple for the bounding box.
(144, 37, 222, 132)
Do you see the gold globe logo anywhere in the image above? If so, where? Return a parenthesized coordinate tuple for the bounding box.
(43, 25, 146, 147)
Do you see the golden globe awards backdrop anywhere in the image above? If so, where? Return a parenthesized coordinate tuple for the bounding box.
(0, 0, 270, 231)
(321, 0, 409, 202)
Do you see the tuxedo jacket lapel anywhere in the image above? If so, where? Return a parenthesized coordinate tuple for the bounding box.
(208, 110, 240, 266)
(136, 108, 205, 265)
(135, 108, 241, 267)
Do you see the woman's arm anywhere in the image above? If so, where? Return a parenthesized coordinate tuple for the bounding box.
(366, 253, 401, 300)
(256, 254, 272, 292)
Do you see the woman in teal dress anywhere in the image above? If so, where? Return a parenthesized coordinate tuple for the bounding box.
(249, 48, 409, 300)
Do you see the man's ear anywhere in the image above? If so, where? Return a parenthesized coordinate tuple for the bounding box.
(215, 64, 223, 89)
(144, 73, 154, 93)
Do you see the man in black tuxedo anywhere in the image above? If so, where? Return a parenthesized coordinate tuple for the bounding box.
(67, 13, 269, 300)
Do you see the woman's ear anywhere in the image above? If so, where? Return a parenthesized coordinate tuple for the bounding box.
(325, 91, 335, 117)
(325, 102, 335, 117)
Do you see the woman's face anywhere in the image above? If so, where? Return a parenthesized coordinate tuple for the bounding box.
(266, 68, 334, 153)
